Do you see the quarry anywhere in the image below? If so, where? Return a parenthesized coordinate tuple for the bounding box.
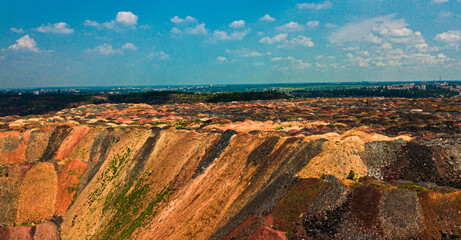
(0, 98, 460, 239)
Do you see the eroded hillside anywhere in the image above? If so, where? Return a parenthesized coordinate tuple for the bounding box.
(0, 100, 460, 239)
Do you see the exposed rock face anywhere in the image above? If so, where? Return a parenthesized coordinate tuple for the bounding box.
(0, 125, 460, 240)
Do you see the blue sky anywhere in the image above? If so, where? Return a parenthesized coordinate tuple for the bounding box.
(1, 0, 461, 88)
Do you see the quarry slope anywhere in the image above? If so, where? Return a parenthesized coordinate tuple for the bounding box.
(0, 119, 460, 239)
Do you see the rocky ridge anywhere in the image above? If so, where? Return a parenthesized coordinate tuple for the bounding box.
(0, 100, 460, 239)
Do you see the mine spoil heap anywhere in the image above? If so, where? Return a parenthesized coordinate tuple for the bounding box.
(0, 99, 460, 240)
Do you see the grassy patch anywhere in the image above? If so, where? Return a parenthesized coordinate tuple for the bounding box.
(96, 171, 172, 240)
(272, 178, 328, 231)
(397, 183, 429, 192)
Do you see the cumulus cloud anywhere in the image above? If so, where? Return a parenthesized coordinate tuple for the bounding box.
(217, 56, 228, 62)
(86, 43, 121, 55)
(170, 27, 182, 34)
(8, 35, 40, 52)
(170, 17, 208, 36)
(306, 21, 320, 28)
(259, 34, 288, 44)
(431, 0, 448, 3)
(271, 56, 311, 71)
(184, 23, 207, 35)
(297, 1, 332, 10)
(329, 14, 449, 67)
(229, 20, 245, 28)
(260, 34, 314, 48)
(83, 20, 100, 27)
(329, 14, 434, 51)
(36, 22, 74, 34)
(435, 30, 461, 48)
(116, 11, 138, 25)
(213, 29, 251, 41)
(171, 16, 197, 24)
(276, 21, 305, 32)
(148, 51, 171, 61)
(225, 48, 264, 57)
(260, 14, 276, 22)
(84, 11, 138, 30)
(10, 27, 24, 34)
(121, 42, 138, 50)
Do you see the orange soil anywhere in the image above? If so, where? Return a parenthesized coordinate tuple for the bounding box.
(0, 131, 28, 164)
(16, 162, 58, 224)
(55, 159, 88, 216)
(54, 125, 90, 160)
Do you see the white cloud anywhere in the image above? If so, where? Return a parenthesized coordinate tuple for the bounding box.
(271, 56, 311, 71)
(171, 16, 197, 24)
(329, 14, 433, 51)
(297, 1, 332, 10)
(86, 43, 121, 55)
(259, 34, 288, 44)
(315, 55, 336, 60)
(271, 56, 295, 61)
(36, 22, 74, 34)
(325, 23, 338, 28)
(170, 27, 183, 34)
(8, 35, 40, 52)
(213, 29, 250, 41)
(279, 35, 314, 48)
(171, 18, 208, 36)
(276, 21, 304, 32)
(260, 14, 276, 22)
(84, 11, 138, 30)
(329, 14, 447, 68)
(116, 11, 138, 25)
(148, 51, 171, 61)
(260, 34, 313, 48)
(435, 30, 461, 48)
(10, 27, 24, 34)
(431, 0, 448, 3)
(306, 21, 320, 28)
(229, 20, 245, 28)
(217, 56, 228, 62)
(184, 23, 207, 35)
(438, 11, 453, 18)
(226, 48, 264, 57)
(329, 15, 403, 44)
(122, 42, 138, 50)
(84, 20, 100, 27)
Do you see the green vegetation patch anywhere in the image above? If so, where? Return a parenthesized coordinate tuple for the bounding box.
(397, 183, 430, 192)
(272, 178, 328, 231)
(95, 169, 172, 239)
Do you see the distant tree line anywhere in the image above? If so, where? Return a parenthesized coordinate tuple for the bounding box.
(291, 85, 457, 98)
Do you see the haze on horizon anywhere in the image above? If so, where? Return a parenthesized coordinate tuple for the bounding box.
(1, 0, 461, 88)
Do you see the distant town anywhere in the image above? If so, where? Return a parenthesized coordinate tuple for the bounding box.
(0, 81, 460, 117)
(1, 81, 461, 96)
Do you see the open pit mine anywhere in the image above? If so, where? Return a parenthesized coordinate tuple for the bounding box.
(0, 98, 460, 240)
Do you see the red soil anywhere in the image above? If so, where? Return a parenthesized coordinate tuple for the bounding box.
(248, 226, 287, 240)
(34, 222, 60, 240)
(55, 159, 88, 216)
(54, 125, 90, 160)
(7, 226, 32, 240)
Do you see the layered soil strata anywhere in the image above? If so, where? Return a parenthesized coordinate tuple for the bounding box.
(0, 107, 459, 239)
